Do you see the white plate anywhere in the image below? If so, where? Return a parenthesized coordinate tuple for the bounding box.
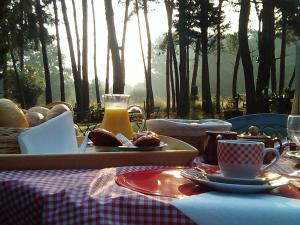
(206, 172, 281, 185)
(94, 142, 167, 152)
(181, 169, 288, 193)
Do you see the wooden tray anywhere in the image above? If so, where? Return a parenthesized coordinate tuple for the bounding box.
(0, 136, 198, 170)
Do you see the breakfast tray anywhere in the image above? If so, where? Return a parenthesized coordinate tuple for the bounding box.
(0, 135, 198, 170)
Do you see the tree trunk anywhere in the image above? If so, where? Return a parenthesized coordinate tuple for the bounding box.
(8, 39, 25, 108)
(279, 11, 287, 94)
(135, 0, 149, 117)
(61, 0, 82, 113)
(71, 0, 81, 80)
(36, 0, 52, 104)
(270, 5, 276, 93)
(19, 9, 25, 73)
(143, 0, 154, 113)
(171, 39, 180, 115)
(104, 0, 123, 94)
(178, 0, 189, 117)
(232, 47, 241, 97)
(216, 0, 223, 114)
(165, 0, 177, 113)
(169, 48, 176, 112)
(288, 66, 296, 89)
(53, 0, 65, 101)
(91, 0, 100, 104)
(200, 0, 213, 115)
(121, 0, 130, 84)
(105, 37, 110, 94)
(191, 36, 200, 88)
(186, 44, 190, 97)
(256, 0, 275, 97)
(82, 0, 89, 112)
(166, 45, 170, 118)
(238, 0, 256, 113)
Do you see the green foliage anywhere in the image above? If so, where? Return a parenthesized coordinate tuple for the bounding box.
(89, 103, 103, 123)
(4, 65, 45, 108)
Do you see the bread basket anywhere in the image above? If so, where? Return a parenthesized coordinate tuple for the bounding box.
(0, 127, 28, 154)
(146, 119, 232, 154)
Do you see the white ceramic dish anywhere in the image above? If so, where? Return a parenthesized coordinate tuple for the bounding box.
(181, 169, 288, 193)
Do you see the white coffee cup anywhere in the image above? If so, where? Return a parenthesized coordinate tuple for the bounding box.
(217, 140, 280, 179)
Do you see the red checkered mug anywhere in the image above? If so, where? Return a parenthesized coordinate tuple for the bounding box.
(217, 140, 280, 178)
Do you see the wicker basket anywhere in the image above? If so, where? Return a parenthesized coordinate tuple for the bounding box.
(0, 127, 27, 154)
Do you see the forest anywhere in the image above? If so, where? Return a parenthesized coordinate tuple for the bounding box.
(0, 0, 300, 121)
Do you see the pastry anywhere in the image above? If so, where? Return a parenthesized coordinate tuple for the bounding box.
(133, 131, 160, 147)
(88, 128, 123, 146)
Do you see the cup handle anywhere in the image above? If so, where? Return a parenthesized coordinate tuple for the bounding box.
(260, 148, 280, 172)
(273, 137, 283, 153)
(128, 105, 146, 132)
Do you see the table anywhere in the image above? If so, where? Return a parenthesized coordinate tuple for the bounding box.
(0, 157, 299, 225)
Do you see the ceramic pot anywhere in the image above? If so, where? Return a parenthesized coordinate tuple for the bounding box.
(203, 131, 237, 165)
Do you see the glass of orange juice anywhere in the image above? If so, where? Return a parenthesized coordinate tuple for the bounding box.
(101, 94, 145, 139)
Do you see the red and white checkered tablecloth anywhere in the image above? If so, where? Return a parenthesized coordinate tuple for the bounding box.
(0, 166, 196, 225)
(0, 158, 298, 225)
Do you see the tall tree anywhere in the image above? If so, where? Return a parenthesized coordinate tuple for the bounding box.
(177, 0, 190, 117)
(135, 0, 149, 116)
(142, 0, 155, 114)
(256, 0, 275, 99)
(120, 0, 130, 83)
(71, 0, 81, 81)
(199, 0, 213, 115)
(82, 0, 89, 112)
(35, 0, 52, 104)
(166, 44, 170, 117)
(61, 0, 82, 113)
(238, 0, 256, 113)
(105, 37, 110, 94)
(91, 0, 100, 104)
(164, 0, 178, 113)
(191, 36, 200, 94)
(53, 0, 65, 101)
(8, 37, 26, 108)
(216, 0, 224, 114)
(104, 0, 124, 94)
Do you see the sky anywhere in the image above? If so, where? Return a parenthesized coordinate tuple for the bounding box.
(52, 1, 259, 86)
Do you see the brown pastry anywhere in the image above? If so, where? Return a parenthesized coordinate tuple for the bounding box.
(133, 134, 161, 147)
(132, 131, 158, 142)
(88, 128, 123, 146)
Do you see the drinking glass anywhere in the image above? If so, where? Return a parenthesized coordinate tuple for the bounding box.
(287, 115, 300, 151)
(101, 94, 145, 139)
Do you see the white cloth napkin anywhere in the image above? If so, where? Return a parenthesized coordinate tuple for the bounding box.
(18, 111, 79, 154)
(146, 119, 232, 137)
(171, 192, 300, 225)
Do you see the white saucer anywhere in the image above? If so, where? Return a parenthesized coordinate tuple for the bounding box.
(206, 172, 281, 185)
(181, 169, 288, 193)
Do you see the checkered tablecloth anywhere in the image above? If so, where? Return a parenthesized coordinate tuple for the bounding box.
(0, 165, 196, 225)
(0, 158, 298, 225)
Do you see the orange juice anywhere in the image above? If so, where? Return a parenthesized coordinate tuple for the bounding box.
(101, 108, 133, 139)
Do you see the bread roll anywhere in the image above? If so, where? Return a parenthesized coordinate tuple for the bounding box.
(88, 128, 122, 146)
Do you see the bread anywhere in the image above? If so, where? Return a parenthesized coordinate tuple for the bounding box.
(132, 131, 160, 147)
(88, 128, 122, 146)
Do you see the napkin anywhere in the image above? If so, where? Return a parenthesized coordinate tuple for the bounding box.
(146, 119, 232, 137)
(18, 111, 79, 154)
(171, 192, 300, 225)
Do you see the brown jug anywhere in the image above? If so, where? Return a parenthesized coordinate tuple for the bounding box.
(203, 131, 237, 165)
